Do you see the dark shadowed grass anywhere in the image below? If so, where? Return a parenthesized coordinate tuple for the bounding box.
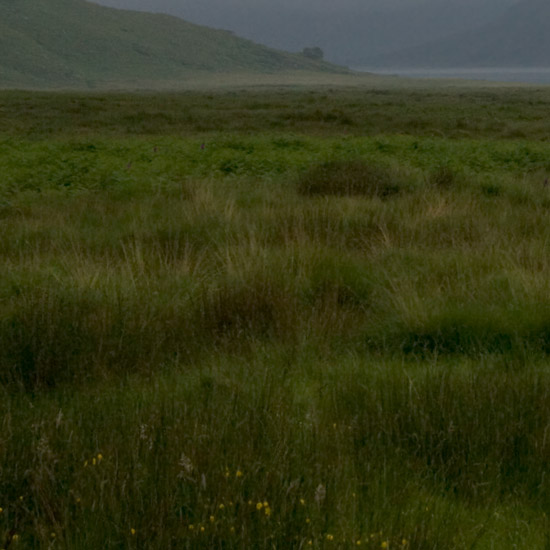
(428, 164, 460, 189)
(395, 306, 550, 358)
(297, 160, 403, 198)
(2, 355, 550, 548)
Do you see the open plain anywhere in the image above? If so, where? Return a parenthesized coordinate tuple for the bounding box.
(2, 80, 550, 548)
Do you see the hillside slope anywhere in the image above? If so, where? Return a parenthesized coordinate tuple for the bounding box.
(369, 0, 550, 68)
(0, 0, 345, 88)
(95, 0, 517, 67)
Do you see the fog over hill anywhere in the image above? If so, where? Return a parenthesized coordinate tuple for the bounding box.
(370, 0, 550, 68)
(94, 0, 518, 66)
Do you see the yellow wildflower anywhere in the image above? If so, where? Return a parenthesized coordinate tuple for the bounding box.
(300, 498, 305, 505)
(0, 508, 3, 513)
(12, 535, 19, 542)
(236, 470, 243, 478)
(256, 502, 263, 510)
(130, 528, 136, 536)
(306, 518, 311, 524)
(307, 541, 313, 546)
(210, 515, 215, 523)
(263, 501, 269, 507)
(327, 534, 334, 541)
(188, 524, 194, 531)
(200, 526, 205, 533)
(264, 507, 271, 517)
(219, 504, 225, 510)
(381, 542, 388, 549)
(97, 454, 103, 462)
(92, 458, 96, 466)
(356, 541, 362, 546)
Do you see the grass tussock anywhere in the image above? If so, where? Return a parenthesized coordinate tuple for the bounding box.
(397, 307, 550, 357)
(297, 160, 402, 198)
(429, 164, 459, 189)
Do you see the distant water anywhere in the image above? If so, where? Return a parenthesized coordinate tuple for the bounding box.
(353, 67, 550, 85)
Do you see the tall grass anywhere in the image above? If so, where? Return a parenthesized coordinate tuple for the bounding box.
(3, 357, 550, 548)
(2, 88, 550, 547)
(3, 164, 550, 389)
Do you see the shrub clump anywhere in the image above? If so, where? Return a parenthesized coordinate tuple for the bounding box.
(429, 164, 457, 188)
(297, 160, 401, 198)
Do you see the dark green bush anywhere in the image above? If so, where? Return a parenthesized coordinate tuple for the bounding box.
(297, 160, 401, 198)
(429, 164, 457, 188)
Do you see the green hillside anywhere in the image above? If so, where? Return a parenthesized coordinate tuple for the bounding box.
(0, 0, 346, 89)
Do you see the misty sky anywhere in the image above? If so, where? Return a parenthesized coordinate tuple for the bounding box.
(92, 0, 519, 65)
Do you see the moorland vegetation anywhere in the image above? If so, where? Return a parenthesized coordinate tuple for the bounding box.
(2, 84, 550, 548)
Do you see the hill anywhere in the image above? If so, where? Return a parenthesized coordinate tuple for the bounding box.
(0, 0, 345, 89)
(95, 0, 517, 67)
(368, 0, 550, 68)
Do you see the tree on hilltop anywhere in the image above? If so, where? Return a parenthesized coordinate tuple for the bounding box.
(302, 47, 324, 60)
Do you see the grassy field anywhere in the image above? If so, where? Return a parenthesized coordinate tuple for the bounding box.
(3, 83, 550, 548)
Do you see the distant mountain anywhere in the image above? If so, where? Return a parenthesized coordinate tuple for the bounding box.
(0, 0, 345, 89)
(369, 0, 550, 68)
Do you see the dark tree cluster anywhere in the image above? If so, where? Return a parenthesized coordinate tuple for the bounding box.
(302, 46, 324, 60)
